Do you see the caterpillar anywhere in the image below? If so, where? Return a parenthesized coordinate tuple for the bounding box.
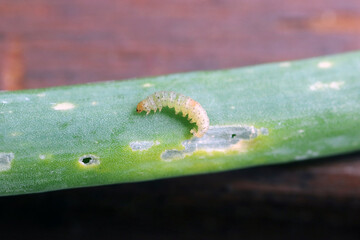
(136, 91, 209, 138)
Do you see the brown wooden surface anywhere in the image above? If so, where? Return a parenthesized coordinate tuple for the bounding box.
(1, 1, 360, 239)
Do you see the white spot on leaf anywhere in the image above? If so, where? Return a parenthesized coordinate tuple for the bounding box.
(11, 132, 22, 137)
(52, 102, 75, 111)
(130, 141, 160, 151)
(142, 83, 153, 88)
(317, 61, 333, 69)
(309, 81, 344, 91)
(279, 62, 291, 67)
(329, 81, 344, 89)
(295, 150, 319, 161)
(0, 153, 14, 172)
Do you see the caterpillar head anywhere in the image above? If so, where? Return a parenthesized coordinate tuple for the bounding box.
(136, 101, 144, 113)
(191, 129, 204, 138)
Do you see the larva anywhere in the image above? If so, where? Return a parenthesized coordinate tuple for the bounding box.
(136, 91, 209, 138)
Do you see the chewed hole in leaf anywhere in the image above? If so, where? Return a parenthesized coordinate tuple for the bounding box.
(79, 154, 100, 166)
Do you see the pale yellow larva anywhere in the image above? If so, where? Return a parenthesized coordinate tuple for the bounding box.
(136, 91, 209, 138)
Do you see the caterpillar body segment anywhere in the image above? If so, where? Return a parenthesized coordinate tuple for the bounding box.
(136, 91, 209, 138)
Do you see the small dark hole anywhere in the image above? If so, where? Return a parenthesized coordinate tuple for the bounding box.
(231, 134, 236, 138)
(79, 154, 99, 166)
(82, 157, 92, 164)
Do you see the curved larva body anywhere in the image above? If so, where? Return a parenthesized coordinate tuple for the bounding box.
(136, 91, 209, 138)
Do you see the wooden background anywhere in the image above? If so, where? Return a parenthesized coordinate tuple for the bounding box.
(1, 0, 360, 239)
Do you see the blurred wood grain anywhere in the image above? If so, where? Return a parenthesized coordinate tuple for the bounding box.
(0, 1, 360, 238)
(1, 36, 25, 90)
